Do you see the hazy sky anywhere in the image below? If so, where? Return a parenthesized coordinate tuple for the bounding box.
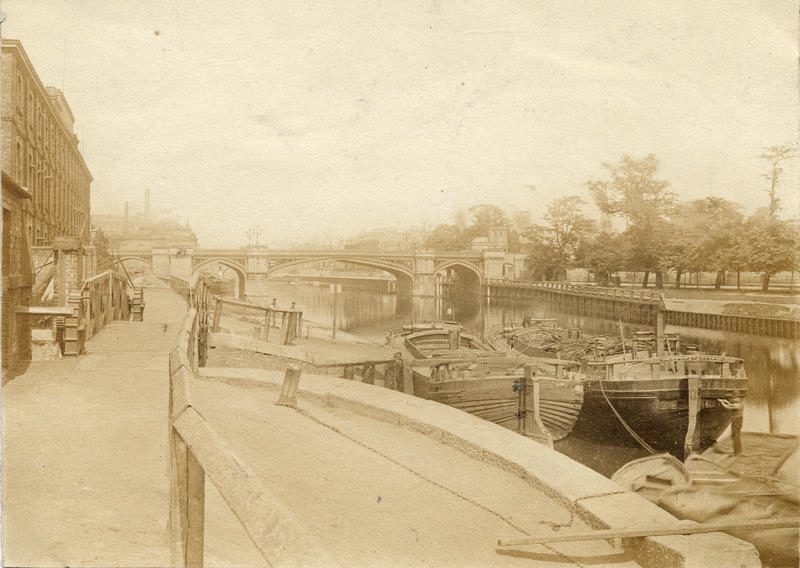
(3, 1, 798, 247)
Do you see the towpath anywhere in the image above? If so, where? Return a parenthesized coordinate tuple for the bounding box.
(2, 286, 185, 567)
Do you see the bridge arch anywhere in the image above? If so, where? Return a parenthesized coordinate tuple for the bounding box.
(433, 260, 484, 319)
(117, 256, 153, 267)
(116, 256, 155, 283)
(266, 257, 414, 296)
(192, 258, 247, 298)
(433, 260, 484, 287)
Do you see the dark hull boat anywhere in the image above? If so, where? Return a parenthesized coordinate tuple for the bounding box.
(392, 322, 749, 462)
(571, 354, 749, 459)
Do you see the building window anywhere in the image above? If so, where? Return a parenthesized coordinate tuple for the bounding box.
(15, 142, 22, 182)
(16, 74, 23, 113)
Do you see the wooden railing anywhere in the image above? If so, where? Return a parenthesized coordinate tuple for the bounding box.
(486, 278, 664, 304)
(19, 270, 131, 356)
(171, 275, 302, 346)
(211, 297, 302, 346)
(79, 270, 132, 340)
(168, 303, 337, 567)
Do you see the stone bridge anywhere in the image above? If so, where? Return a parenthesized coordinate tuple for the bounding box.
(117, 247, 524, 298)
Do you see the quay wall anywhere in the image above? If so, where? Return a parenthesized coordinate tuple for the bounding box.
(487, 280, 799, 338)
(198, 365, 760, 568)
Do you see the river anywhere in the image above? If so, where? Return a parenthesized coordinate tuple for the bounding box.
(245, 278, 799, 473)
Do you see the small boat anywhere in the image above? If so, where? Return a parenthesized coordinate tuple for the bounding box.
(402, 324, 495, 360)
(392, 322, 584, 445)
(572, 353, 749, 459)
(612, 433, 799, 566)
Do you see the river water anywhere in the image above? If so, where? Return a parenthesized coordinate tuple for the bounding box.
(246, 279, 799, 472)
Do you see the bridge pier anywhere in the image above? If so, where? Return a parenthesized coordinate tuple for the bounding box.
(412, 251, 436, 297)
(152, 249, 171, 279)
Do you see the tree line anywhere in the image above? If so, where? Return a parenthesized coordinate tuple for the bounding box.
(424, 147, 798, 292)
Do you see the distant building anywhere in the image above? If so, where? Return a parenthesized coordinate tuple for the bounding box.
(93, 189, 198, 251)
(511, 210, 531, 231)
(1, 39, 93, 246)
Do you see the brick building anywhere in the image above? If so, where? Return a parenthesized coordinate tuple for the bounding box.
(1, 39, 93, 247)
(1, 173, 33, 380)
(2, 39, 94, 377)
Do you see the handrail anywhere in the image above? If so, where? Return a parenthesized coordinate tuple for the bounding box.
(78, 269, 132, 342)
(80, 268, 127, 289)
(486, 278, 661, 303)
(168, 307, 337, 567)
(171, 275, 302, 346)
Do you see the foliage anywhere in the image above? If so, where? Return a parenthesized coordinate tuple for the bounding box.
(577, 232, 628, 286)
(760, 145, 797, 220)
(742, 212, 798, 291)
(659, 197, 744, 287)
(524, 196, 594, 280)
(424, 224, 464, 251)
(93, 228, 115, 271)
(587, 154, 676, 287)
(462, 204, 510, 246)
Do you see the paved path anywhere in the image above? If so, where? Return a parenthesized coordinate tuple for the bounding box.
(2, 287, 186, 567)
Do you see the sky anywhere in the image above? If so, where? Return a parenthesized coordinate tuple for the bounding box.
(2, 1, 798, 247)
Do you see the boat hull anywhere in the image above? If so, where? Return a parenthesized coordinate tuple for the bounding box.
(412, 371, 583, 441)
(569, 377, 749, 459)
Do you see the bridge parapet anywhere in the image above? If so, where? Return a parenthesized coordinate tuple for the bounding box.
(126, 246, 523, 298)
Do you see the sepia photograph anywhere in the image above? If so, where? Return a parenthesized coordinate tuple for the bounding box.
(1, 1, 798, 567)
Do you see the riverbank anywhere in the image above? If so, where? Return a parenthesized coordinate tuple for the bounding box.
(658, 289, 800, 320)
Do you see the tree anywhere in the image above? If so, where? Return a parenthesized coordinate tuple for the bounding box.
(577, 231, 628, 286)
(93, 228, 115, 272)
(743, 212, 798, 291)
(461, 204, 509, 244)
(424, 224, 464, 251)
(661, 198, 744, 288)
(587, 154, 676, 288)
(760, 145, 796, 220)
(524, 196, 594, 281)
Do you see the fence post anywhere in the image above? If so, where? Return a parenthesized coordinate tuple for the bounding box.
(522, 365, 553, 447)
(683, 376, 700, 457)
(276, 364, 301, 408)
(170, 433, 206, 568)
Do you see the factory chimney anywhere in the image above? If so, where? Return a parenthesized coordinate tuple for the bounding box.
(144, 188, 151, 218)
(124, 201, 130, 234)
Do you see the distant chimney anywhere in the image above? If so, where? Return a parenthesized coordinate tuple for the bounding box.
(124, 201, 129, 233)
(144, 188, 151, 218)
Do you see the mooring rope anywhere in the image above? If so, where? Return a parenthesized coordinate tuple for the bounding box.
(597, 378, 658, 455)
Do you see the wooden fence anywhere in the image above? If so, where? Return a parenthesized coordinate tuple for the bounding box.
(170, 275, 302, 346)
(79, 269, 132, 340)
(167, 289, 337, 567)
